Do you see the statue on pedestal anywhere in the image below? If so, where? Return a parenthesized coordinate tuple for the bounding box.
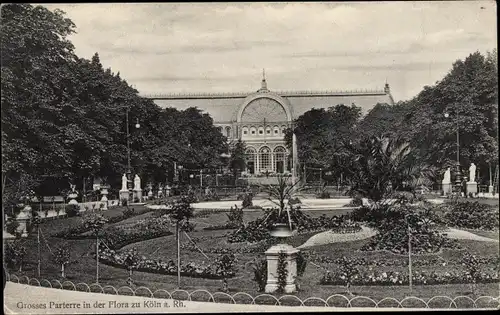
(121, 174, 127, 191)
(134, 175, 141, 190)
(442, 168, 451, 184)
(468, 163, 477, 183)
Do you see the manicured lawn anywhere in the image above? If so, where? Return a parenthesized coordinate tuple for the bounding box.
(6, 204, 500, 302)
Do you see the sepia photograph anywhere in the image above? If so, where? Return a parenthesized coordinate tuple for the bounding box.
(2, 1, 498, 313)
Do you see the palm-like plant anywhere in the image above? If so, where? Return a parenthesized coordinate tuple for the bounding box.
(260, 174, 304, 231)
(343, 136, 436, 207)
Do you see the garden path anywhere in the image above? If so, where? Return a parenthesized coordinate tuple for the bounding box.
(443, 228, 499, 243)
(297, 226, 377, 248)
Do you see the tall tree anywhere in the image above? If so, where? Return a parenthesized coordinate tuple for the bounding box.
(284, 104, 362, 180)
(228, 139, 246, 179)
(356, 101, 412, 139)
(1, 4, 231, 206)
(401, 51, 498, 183)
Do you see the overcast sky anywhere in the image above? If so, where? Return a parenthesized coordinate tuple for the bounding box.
(43, 2, 496, 101)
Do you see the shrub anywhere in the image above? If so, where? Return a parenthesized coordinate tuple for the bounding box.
(442, 200, 499, 230)
(296, 250, 308, 278)
(242, 193, 253, 208)
(316, 190, 331, 199)
(360, 203, 458, 254)
(122, 207, 135, 217)
(337, 256, 359, 294)
(4, 241, 27, 272)
(202, 189, 221, 202)
(53, 243, 71, 278)
(226, 206, 244, 227)
(345, 196, 363, 207)
(215, 253, 238, 292)
(250, 258, 268, 292)
(5, 218, 20, 237)
(66, 205, 80, 217)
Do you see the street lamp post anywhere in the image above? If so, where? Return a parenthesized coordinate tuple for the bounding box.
(125, 108, 140, 203)
(444, 110, 462, 193)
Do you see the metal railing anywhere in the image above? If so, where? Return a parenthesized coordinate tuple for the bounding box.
(6, 273, 499, 309)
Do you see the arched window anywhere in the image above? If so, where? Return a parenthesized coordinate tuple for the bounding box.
(274, 146, 286, 173)
(274, 125, 280, 135)
(281, 125, 287, 134)
(258, 126, 264, 135)
(266, 127, 272, 135)
(242, 127, 248, 135)
(250, 127, 257, 135)
(259, 146, 272, 172)
(245, 147, 257, 174)
(225, 126, 231, 138)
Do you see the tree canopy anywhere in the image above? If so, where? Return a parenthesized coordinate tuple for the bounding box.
(1, 4, 228, 202)
(284, 104, 362, 181)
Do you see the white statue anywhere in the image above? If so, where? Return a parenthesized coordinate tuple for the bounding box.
(121, 174, 127, 191)
(442, 168, 451, 184)
(134, 174, 141, 190)
(70, 183, 76, 192)
(469, 163, 477, 183)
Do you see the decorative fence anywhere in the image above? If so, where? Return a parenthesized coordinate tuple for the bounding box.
(6, 274, 500, 309)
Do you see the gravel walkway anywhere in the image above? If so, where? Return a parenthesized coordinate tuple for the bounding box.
(298, 226, 377, 249)
(441, 228, 499, 243)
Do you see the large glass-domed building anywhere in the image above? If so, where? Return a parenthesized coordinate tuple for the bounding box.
(143, 73, 394, 175)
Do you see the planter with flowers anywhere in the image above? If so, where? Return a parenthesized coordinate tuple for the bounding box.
(261, 174, 303, 294)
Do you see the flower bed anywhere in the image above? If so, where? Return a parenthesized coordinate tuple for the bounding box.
(181, 236, 278, 254)
(360, 227, 460, 254)
(54, 215, 173, 250)
(319, 269, 499, 286)
(203, 223, 240, 231)
(97, 245, 236, 279)
(193, 209, 230, 218)
(309, 253, 500, 267)
(52, 207, 154, 239)
(442, 200, 499, 231)
(227, 208, 361, 243)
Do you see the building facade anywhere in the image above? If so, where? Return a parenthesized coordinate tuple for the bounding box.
(144, 75, 394, 175)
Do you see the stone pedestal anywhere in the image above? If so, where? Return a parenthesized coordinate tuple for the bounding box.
(265, 244, 299, 294)
(119, 189, 130, 205)
(100, 186, 109, 210)
(68, 192, 78, 205)
(16, 204, 32, 237)
(133, 189, 143, 203)
(147, 189, 153, 199)
(489, 185, 494, 193)
(442, 183, 452, 196)
(467, 182, 478, 196)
